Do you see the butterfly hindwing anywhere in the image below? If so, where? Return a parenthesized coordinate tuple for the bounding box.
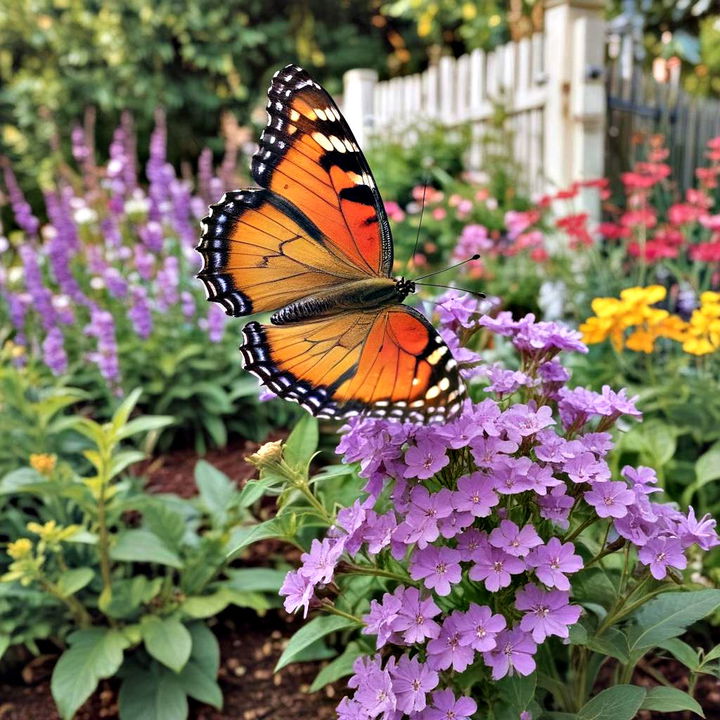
(197, 188, 367, 316)
(240, 306, 464, 423)
(253, 64, 393, 278)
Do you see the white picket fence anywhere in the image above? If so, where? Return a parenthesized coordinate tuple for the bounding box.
(341, 0, 607, 217)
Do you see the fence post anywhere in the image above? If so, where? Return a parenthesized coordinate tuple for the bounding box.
(543, 0, 606, 219)
(342, 68, 378, 149)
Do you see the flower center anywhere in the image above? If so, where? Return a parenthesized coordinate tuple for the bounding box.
(436, 562, 447, 574)
(476, 626, 486, 637)
(492, 561, 504, 572)
(423, 455, 434, 469)
(416, 614, 425, 625)
(655, 551, 667, 562)
(538, 605, 549, 617)
(412, 679, 422, 691)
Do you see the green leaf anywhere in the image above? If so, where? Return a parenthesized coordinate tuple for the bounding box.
(309, 642, 363, 692)
(110, 450, 146, 479)
(683, 441, 720, 506)
(586, 627, 630, 664)
(56, 567, 95, 597)
(275, 614, 358, 672)
(110, 529, 183, 569)
(283, 414, 318, 470)
(116, 415, 174, 441)
(194, 460, 236, 522)
(577, 685, 646, 720)
(141, 616, 192, 673)
(187, 622, 220, 677)
(226, 519, 283, 559)
(0, 634, 10, 661)
(659, 638, 700, 670)
(227, 568, 287, 593)
(111, 388, 143, 435)
(498, 672, 536, 713)
(701, 643, 720, 666)
(177, 659, 222, 709)
(51, 628, 129, 720)
(640, 686, 705, 716)
(237, 477, 277, 507)
(628, 590, 720, 651)
(118, 663, 189, 720)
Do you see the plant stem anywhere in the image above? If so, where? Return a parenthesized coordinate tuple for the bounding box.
(319, 601, 363, 625)
(40, 578, 92, 627)
(342, 563, 418, 587)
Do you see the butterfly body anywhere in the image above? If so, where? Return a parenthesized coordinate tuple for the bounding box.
(197, 64, 465, 424)
(270, 277, 415, 325)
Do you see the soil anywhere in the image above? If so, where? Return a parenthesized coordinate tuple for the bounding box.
(1, 439, 719, 719)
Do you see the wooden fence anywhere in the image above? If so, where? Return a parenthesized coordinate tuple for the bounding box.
(341, 0, 720, 217)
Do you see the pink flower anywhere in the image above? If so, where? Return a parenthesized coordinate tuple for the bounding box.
(482, 628, 537, 680)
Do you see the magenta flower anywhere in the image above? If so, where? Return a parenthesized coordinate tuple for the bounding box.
(354, 661, 397, 717)
(678, 507, 720, 551)
(393, 587, 442, 644)
(452, 472, 498, 517)
(563, 453, 611, 485)
(394, 487, 453, 549)
(584, 481, 636, 519)
(363, 591, 403, 649)
(638, 537, 688, 579)
(538, 484, 575, 528)
(426, 613, 475, 672)
(456, 602, 506, 651)
(489, 520, 543, 557)
(516, 584, 582, 642)
(410, 546, 462, 596)
(426, 689, 477, 720)
(390, 655, 439, 714)
(527, 538, 583, 590)
(501, 403, 555, 441)
(469, 546, 526, 591)
(298, 538, 344, 585)
(483, 627, 537, 680)
(469, 435, 518, 467)
(279, 570, 314, 617)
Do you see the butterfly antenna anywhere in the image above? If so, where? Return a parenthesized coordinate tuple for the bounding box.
(408, 178, 429, 272)
(415, 282, 486, 298)
(413, 254, 481, 281)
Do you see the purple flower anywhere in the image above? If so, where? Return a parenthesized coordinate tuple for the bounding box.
(2, 163, 39, 236)
(436, 289, 482, 330)
(638, 537, 687, 579)
(410, 546, 462, 596)
(41, 327, 68, 375)
(585, 481, 635, 519)
(354, 658, 396, 718)
(298, 538, 344, 585)
(128, 285, 153, 339)
(426, 613, 475, 672)
(364, 590, 403, 649)
(404, 438, 449, 479)
(363, 511, 398, 554)
(394, 487, 453, 549)
(563, 453, 611, 485)
(452, 472, 498, 517)
(390, 655, 439, 714)
(493, 456, 536, 495)
(516, 584, 582, 642)
(85, 306, 120, 384)
(482, 628, 537, 680)
(469, 435, 518, 468)
(425, 690, 477, 720)
(527, 538, 583, 590)
(489, 520, 542, 557)
(279, 570, 314, 617)
(538, 484, 575, 528)
(485, 366, 536, 396)
(393, 587, 442, 644)
(456, 602, 506, 651)
(678, 508, 720, 551)
(501, 403, 554, 440)
(469, 546, 525, 591)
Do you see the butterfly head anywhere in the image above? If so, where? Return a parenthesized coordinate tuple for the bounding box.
(395, 277, 416, 302)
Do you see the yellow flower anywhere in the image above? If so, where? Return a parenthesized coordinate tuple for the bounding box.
(27, 520, 80, 546)
(30, 453, 56, 476)
(7, 538, 33, 560)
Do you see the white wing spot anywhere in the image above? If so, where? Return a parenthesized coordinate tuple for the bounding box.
(312, 132, 334, 151)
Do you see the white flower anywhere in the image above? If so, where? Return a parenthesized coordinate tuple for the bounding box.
(90, 277, 105, 290)
(74, 207, 98, 225)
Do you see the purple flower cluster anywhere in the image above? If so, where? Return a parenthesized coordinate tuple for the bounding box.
(279, 309, 719, 719)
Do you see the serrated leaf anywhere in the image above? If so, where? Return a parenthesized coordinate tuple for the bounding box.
(51, 628, 129, 720)
(640, 686, 704, 716)
(577, 685, 646, 720)
(275, 614, 358, 672)
(141, 616, 192, 673)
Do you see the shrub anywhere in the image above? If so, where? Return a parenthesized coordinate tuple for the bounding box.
(244, 297, 720, 718)
(0, 386, 283, 719)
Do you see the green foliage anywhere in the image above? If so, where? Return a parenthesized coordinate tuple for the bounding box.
(0, 385, 283, 720)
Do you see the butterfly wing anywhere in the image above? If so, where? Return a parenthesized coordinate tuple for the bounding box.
(253, 64, 393, 277)
(197, 188, 368, 316)
(241, 306, 464, 423)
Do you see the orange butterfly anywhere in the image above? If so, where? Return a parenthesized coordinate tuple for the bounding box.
(196, 65, 465, 423)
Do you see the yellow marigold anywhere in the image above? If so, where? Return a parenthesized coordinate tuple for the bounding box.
(682, 303, 720, 355)
(30, 453, 56, 475)
(7, 538, 33, 560)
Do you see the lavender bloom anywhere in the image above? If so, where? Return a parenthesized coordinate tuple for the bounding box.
(364, 591, 403, 649)
(128, 285, 153, 339)
(390, 655, 439, 714)
(425, 690, 477, 720)
(298, 537, 344, 586)
(392, 587, 442, 644)
(426, 612, 475, 672)
(452, 472, 498, 518)
(410, 545, 462, 596)
(403, 438, 450, 479)
(482, 628, 537, 680)
(180, 290, 196, 320)
(538, 485, 575, 528)
(42, 327, 68, 375)
(638, 537, 688, 579)
(84, 306, 120, 384)
(678, 508, 720, 551)
(516, 585, 582, 642)
(353, 657, 397, 718)
(203, 304, 227, 343)
(155, 256, 180, 311)
(456, 603, 506, 651)
(2, 163, 39, 235)
(527, 538, 583, 590)
(469, 546, 525, 592)
(489, 520, 543, 557)
(393, 487, 453, 549)
(584, 481, 636, 519)
(19, 245, 56, 330)
(436, 290, 482, 330)
(279, 570, 314, 617)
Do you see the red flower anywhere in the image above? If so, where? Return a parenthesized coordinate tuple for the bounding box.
(668, 203, 701, 226)
(628, 240, 678, 261)
(690, 242, 720, 262)
(621, 209, 657, 228)
(597, 222, 630, 240)
(530, 247, 549, 262)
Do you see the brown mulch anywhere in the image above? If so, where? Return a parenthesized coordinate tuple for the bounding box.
(0, 610, 341, 720)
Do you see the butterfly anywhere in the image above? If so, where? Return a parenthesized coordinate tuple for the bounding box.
(196, 64, 465, 424)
